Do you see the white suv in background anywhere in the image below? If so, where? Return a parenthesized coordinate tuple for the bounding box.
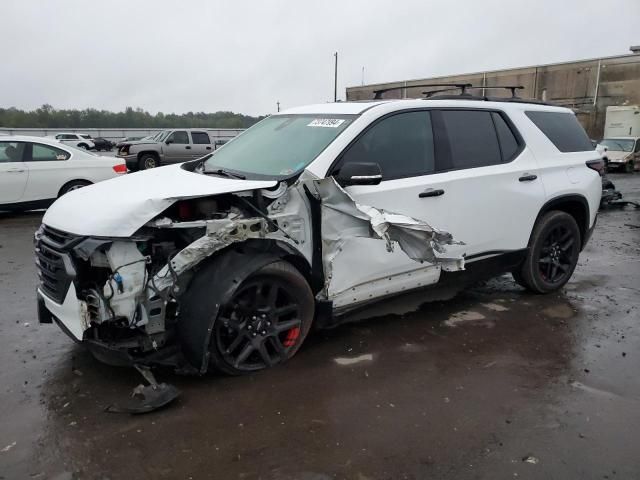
(36, 93, 602, 376)
(50, 132, 95, 150)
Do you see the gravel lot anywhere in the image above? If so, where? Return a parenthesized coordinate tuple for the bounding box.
(0, 174, 639, 479)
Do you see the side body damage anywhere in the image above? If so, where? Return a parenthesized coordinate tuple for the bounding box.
(36, 177, 463, 372)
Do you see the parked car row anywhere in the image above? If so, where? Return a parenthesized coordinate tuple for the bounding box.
(48, 133, 115, 151)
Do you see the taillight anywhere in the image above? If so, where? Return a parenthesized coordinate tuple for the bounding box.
(113, 163, 127, 174)
(586, 159, 605, 176)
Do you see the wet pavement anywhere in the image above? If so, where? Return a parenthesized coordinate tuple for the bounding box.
(1, 174, 639, 479)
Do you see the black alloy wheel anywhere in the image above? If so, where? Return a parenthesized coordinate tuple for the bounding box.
(205, 261, 314, 375)
(513, 210, 581, 293)
(215, 278, 303, 372)
(537, 224, 576, 284)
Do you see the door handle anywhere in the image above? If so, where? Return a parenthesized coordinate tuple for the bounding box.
(519, 174, 537, 182)
(7, 169, 25, 173)
(206, 146, 212, 150)
(419, 188, 445, 198)
(185, 146, 191, 150)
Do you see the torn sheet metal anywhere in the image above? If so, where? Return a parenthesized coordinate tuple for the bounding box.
(314, 177, 464, 301)
(315, 177, 464, 261)
(150, 187, 311, 293)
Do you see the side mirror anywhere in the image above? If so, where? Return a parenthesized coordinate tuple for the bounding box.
(165, 138, 174, 145)
(336, 162, 382, 186)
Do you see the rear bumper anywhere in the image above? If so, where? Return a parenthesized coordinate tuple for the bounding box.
(117, 154, 138, 170)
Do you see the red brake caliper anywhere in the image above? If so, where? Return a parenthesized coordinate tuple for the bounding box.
(283, 327, 300, 347)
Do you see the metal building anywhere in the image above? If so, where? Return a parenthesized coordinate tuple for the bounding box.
(346, 51, 640, 139)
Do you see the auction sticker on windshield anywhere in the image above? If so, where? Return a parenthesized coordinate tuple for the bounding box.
(307, 118, 346, 128)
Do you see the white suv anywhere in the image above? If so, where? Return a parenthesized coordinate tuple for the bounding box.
(35, 94, 602, 375)
(50, 132, 95, 150)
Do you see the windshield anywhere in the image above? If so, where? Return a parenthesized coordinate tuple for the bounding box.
(599, 139, 634, 152)
(203, 114, 355, 178)
(155, 131, 170, 142)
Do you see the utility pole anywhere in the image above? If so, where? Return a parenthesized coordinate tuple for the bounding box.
(334, 52, 338, 102)
(277, 101, 280, 112)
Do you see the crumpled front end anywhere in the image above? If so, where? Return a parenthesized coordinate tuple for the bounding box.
(36, 177, 465, 371)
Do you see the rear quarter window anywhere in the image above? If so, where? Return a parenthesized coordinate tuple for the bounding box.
(525, 111, 593, 152)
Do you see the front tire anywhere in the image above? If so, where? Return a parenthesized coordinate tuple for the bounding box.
(138, 153, 158, 170)
(625, 161, 634, 173)
(200, 260, 314, 375)
(513, 211, 581, 293)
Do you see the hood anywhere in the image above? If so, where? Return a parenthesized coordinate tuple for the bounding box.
(120, 140, 155, 146)
(43, 163, 277, 237)
(606, 150, 631, 161)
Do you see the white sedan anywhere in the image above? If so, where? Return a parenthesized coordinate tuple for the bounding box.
(0, 135, 127, 212)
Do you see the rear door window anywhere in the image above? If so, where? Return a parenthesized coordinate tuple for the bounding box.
(28, 143, 70, 161)
(492, 112, 521, 161)
(525, 111, 593, 152)
(191, 132, 211, 144)
(435, 110, 502, 172)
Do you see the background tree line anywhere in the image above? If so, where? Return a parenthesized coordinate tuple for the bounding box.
(0, 105, 264, 129)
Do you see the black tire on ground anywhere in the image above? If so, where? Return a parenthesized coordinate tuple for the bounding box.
(59, 180, 91, 196)
(625, 161, 634, 173)
(138, 153, 159, 170)
(190, 260, 315, 375)
(78, 143, 89, 150)
(513, 210, 581, 294)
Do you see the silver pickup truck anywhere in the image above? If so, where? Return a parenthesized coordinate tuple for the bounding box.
(117, 129, 228, 171)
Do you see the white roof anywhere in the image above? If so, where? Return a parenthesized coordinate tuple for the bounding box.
(277, 99, 573, 116)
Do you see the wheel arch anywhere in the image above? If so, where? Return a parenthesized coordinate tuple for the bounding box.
(57, 179, 93, 197)
(177, 239, 315, 374)
(137, 150, 161, 162)
(531, 194, 590, 250)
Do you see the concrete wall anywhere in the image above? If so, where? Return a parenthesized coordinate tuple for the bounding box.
(346, 53, 640, 139)
(0, 127, 244, 142)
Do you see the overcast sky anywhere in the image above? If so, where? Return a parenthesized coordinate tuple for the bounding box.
(1, 0, 638, 116)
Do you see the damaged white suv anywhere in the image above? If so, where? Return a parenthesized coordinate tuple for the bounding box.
(36, 94, 602, 375)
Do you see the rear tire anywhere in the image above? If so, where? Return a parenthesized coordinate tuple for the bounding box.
(138, 153, 158, 170)
(192, 260, 315, 375)
(59, 180, 91, 196)
(513, 211, 581, 293)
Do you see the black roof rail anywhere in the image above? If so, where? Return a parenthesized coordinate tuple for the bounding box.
(373, 83, 472, 100)
(371, 82, 551, 105)
(422, 85, 524, 98)
(422, 94, 550, 106)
